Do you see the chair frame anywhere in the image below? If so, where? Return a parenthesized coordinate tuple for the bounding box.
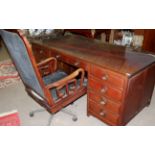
(9, 30, 87, 114)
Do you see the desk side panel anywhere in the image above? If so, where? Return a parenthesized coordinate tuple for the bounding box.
(122, 63, 155, 125)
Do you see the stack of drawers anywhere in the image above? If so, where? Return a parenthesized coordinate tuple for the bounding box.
(88, 65, 126, 125)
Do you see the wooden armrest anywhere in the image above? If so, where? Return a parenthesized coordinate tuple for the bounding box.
(37, 57, 57, 70)
(46, 68, 85, 90)
(37, 57, 57, 76)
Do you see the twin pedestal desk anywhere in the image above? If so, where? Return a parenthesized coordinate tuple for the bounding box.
(31, 35, 155, 126)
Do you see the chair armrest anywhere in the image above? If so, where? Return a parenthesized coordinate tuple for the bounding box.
(46, 68, 85, 89)
(37, 57, 57, 76)
(37, 57, 57, 70)
(46, 68, 85, 99)
(46, 68, 85, 98)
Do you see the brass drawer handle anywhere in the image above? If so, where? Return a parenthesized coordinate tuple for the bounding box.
(74, 62, 80, 66)
(102, 74, 109, 80)
(101, 86, 108, 93)
(100, 97, 107, 105)
(56, 55, 61, 59)
(99, 111, 106, 117)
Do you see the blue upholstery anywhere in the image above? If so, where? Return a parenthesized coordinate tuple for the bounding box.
(0, 30, 44, 97)
(43, 70, 67, 85)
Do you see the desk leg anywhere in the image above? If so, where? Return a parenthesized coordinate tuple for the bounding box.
(87, 95, 90, 117)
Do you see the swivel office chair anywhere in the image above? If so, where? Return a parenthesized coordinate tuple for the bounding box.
(0, 29, 87, 125)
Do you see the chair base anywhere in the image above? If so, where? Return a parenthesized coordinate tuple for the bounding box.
(29, 107, 78, 125)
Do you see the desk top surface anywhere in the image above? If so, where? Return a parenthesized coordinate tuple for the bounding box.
(31, 35, 155, 77)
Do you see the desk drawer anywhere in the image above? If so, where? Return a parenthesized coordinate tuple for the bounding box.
(89, 77, 124, 102)
(90, 65, 125, 89)
(88, 91, 121, 114)
(58, 54, 88, 71)
(89, 100, 119, 124)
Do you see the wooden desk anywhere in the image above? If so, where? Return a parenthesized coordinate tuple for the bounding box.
(31, 35, 155, 125)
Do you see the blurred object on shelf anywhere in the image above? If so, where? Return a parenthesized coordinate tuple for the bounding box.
(109, 29, 115, 44)
(29, 29, 46, 36)
(23, 29, 63, 40)
(132, 35, 144, 48)
(112, 29, 155, 53)
(113, 30, 134, 47)
(121, 31, 134, 46)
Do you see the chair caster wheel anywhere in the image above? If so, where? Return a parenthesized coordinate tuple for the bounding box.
(72, 117, 78, 121)
(29, 112, 34, 117)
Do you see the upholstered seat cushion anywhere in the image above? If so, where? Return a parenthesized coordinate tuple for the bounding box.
(43, 70, 67, 85)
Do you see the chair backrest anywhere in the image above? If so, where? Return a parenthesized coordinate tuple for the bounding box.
(0, 30, 44, 97)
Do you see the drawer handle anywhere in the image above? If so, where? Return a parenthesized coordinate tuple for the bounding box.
(99, 111, 106, 117)
(56, 55, 61, 59)
(100, 97, 107, 105)
(102, 74, 109, 80)
(40, 50, 43, 53)
(101, 86, 108, 93)
(74, 62, 80, 66)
